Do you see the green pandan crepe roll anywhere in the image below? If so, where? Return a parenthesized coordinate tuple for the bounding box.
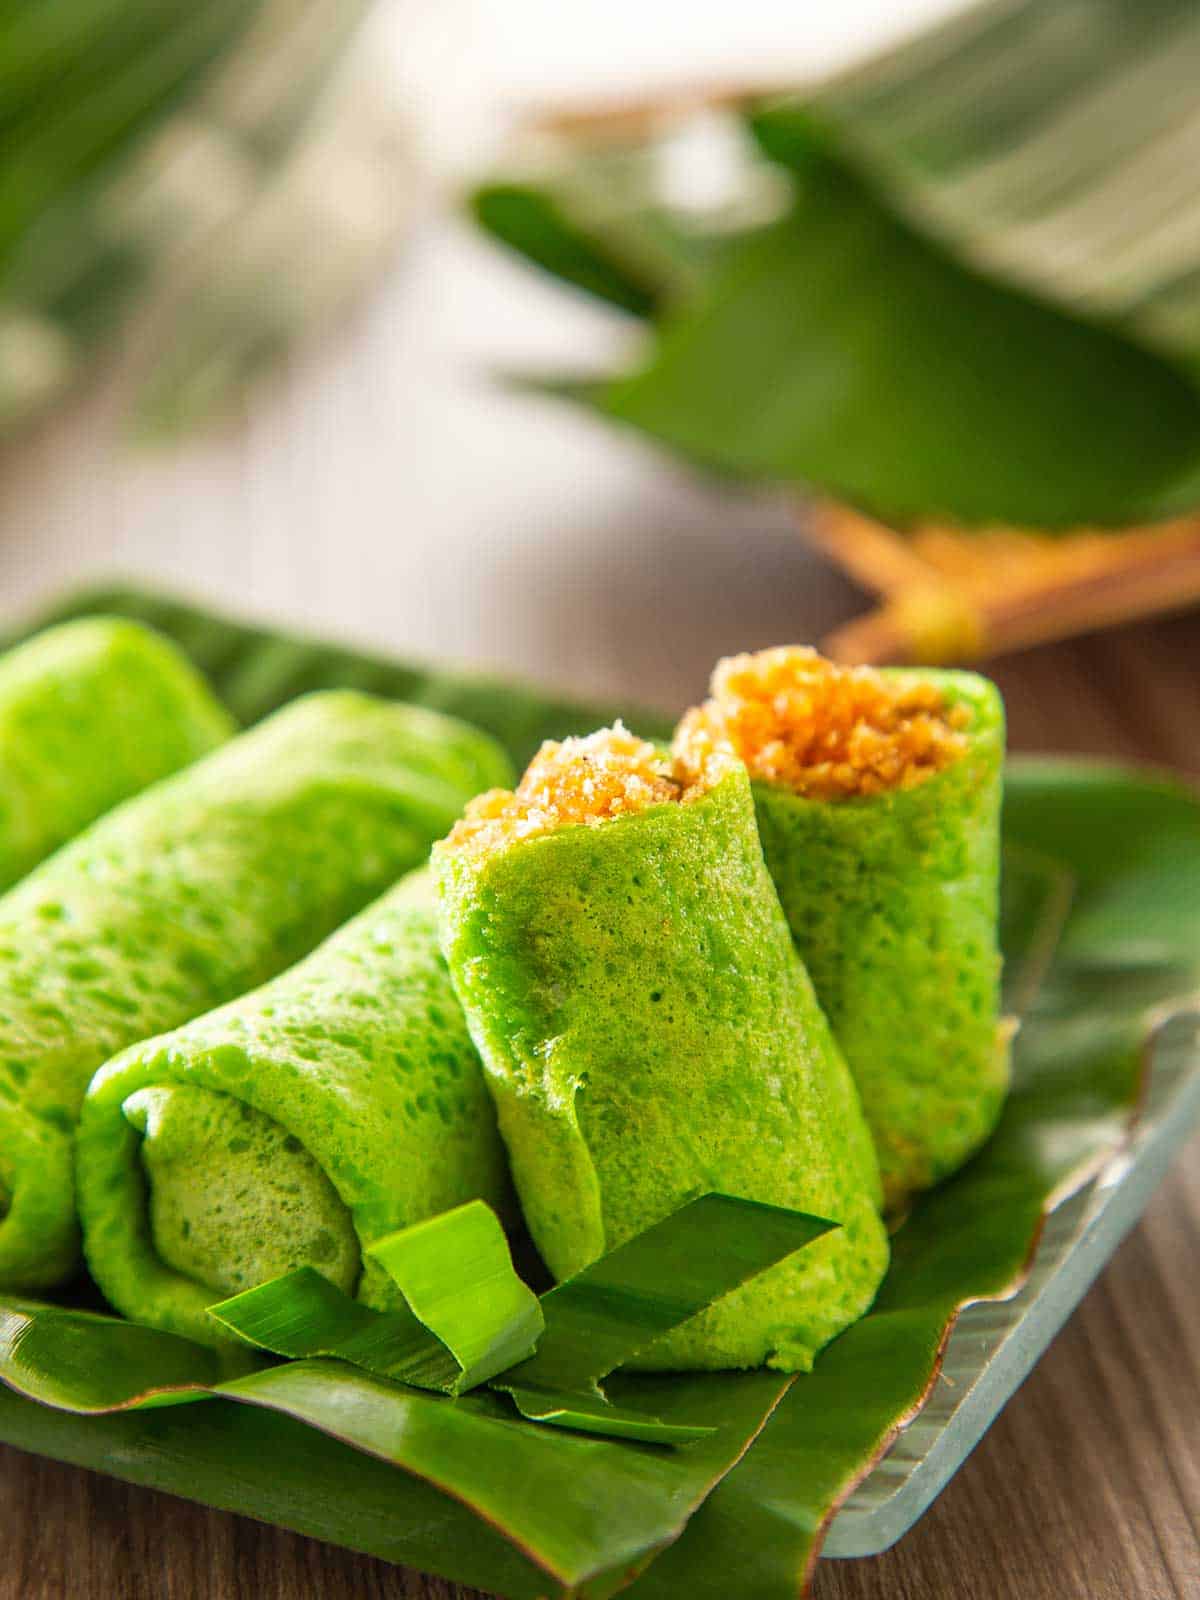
(676, 647, 1006, 1210)
(0, 691, 512, 1291)
(0, 617, 234, 888)
(434, 725, 888, 1374)
(77, 869, 511, 1347)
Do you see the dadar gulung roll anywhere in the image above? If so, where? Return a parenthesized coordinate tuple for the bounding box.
(78, 870, 511, 1348)
(435, 725, 888, 1374)
(0, 690, 512, 1291)
(676, 648, 1006, 1210)
(0, 617, 234, 889)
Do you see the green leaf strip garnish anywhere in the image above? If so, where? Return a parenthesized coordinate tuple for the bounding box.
(211, 1193, 834, 1444)
(499, 1197, 833, 1443)
(499, 1194, 835, 1411)
(209, 1201, 543, 1396)
(367, 1203, 545, 1390)
(499, 1193, 833, 1443)
(502, 1386, 715, 1446)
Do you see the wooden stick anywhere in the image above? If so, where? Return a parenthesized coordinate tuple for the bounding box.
(807, 505, 1200, 663)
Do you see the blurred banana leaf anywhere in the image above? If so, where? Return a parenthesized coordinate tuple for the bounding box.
(0, 0, 412, 435)
(596, 144, 1200, 530)
(795, 0, 1200, 382)
(473, 0, 1200, 532)
(0, 588, 1195, 1597)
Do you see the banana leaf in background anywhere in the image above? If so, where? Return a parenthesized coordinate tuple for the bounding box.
(0, 586, 1196, 1598)
(0, 0, 412, 436)
(472, 0, 1200, 661)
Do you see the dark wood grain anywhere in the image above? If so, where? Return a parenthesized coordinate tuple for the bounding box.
(1, 611, 1197, 1600)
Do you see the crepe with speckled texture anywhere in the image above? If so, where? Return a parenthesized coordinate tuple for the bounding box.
(78, 870, 511, 1348)
(751, 670, 1007, 1209)
(435, 762, 888, 1373)
(0, 691, 512, 1290)
(0, 617, 233, 889)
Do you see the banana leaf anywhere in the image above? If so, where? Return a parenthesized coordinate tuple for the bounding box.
(473, 181, 664, 318)
(211, 1194, 830, 1442)
(0, 0, 262, 260)
(0, 0, 267, 423)
(0, 1198, 807, 1594)
(471, 140, 733, 321)
(793, 0, 1200, 383)
(18, 584, 675, 766)
(595, 147, 1200, 530)
(209, 1201, 546, 1397)
(0, 0, 399, 436)
(0, 587, 1196, 1599)
(471, 0, 1200, 530)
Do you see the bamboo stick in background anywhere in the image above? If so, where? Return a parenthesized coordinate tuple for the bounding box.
(810, 506, 1200, 665)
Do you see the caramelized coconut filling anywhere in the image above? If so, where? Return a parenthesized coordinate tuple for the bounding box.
(445, 722, 732, 857)
(675, 647, 968, 802)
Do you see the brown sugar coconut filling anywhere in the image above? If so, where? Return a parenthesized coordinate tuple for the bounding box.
(444, 722, 734, 856)
(673, 646, 969, 802)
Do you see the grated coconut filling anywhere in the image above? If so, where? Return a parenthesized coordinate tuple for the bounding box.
(445, 722, 733, 856)
(674, 646, 968, 802)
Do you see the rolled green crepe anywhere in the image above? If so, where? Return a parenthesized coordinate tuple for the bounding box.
(77, 870, 510, 1346)
(0, 690, 512, 1290)
(435, 726, 888, 1373)
(0, 616, 233, 889)
(677, 648, 1006, 1209)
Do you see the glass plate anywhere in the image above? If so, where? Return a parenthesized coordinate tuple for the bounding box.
(824, 1004, 1200, 1557)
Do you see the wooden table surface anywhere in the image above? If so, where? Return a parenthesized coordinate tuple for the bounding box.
(0, 216, 1196, 1599)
